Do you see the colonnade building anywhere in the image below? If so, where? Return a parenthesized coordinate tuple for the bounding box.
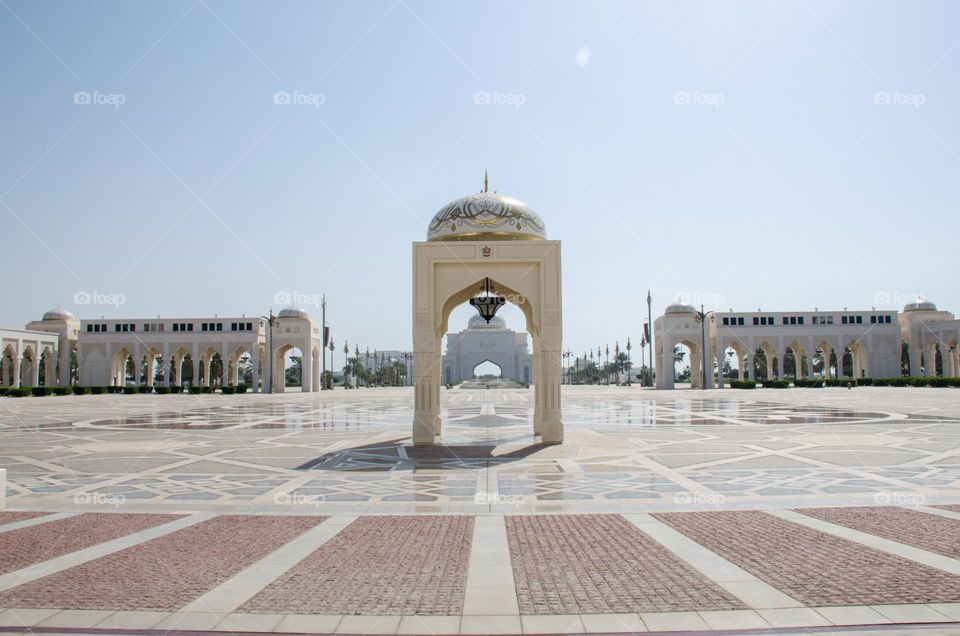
(2, 306, 323, 392)
(655, 300, 960, 389)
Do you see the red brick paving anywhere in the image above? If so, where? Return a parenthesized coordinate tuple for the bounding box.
(0, 511, 50, 526)
(654, 510, 960, 606)
(798, 506, 960, 560)
(240, 515, 474, 615)
(0, 512, 182, 576)
(0, 515, 325, 611)
(506, 514, 743, 614)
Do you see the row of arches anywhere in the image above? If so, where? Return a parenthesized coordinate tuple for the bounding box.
(98, 343, 321, 391)
(1, 343, 59, 387)
(671, 338, 957, 386)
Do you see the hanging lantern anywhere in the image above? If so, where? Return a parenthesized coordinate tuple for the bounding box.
(469, 277, 506, 323)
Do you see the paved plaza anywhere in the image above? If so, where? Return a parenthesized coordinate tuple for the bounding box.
(2, 386, 960, 634)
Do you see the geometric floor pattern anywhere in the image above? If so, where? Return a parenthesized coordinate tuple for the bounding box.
(3, 386, 960, 634)
(3, 386, 960, 515)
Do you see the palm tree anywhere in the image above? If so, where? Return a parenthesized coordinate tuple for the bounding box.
(285, 356, 302, 386)
(673, 345, 686, 365)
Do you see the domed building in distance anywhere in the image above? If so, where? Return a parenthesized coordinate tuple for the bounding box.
(442, 313, 532, 385)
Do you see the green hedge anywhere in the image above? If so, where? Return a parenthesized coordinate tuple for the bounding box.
(72, 386, 90, 395)
(154, 386, 170, 394)
(794, 378, 824, 388)
(221, 386, 236, 394)
(761, 379, 790, 388)
(236, 383, 248, 394)
(122, 386, 139, 394)
(728, 380, 757, 389)
(188, 386, 202, 394)
(169, 385, 183, 393)
(30, 387, 51, 396)
(52, 386, 71, 395)
(5, 387, 28, 397)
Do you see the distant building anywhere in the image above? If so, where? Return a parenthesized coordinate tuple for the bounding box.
(442, 314, 532, 384)
(654, 300, 960, 388)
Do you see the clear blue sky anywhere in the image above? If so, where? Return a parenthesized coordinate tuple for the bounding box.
(2, 0, 958, 357)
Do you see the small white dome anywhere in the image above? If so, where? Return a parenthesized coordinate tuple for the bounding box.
(665, 302, 696, 314)
(904, 300, 937, 312)
(42, 307, 75, 321)
(468, 313, 507, 329)
(278, 305, 310, 319)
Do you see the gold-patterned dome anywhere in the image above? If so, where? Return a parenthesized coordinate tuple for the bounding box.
(427, 174, 546, 242)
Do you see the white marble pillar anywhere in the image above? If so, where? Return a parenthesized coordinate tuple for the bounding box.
(11, 355, 21, 388)
(28, 354, 39, 387)
(301, 346, 313, 393)
(413, 347, 439, 445)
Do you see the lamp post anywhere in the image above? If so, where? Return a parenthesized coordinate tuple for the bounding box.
(614, 341, 621, 385)
(694, 304, 714, 390)
(321, 295, 328, 390)
(259, 309, 279, 394)
(640, 335, 647, 386)
(647, 290, 653, 388)
(605, 345, 610, 386)
(626, 338, 632, 386)
(328, 337, 335, 389)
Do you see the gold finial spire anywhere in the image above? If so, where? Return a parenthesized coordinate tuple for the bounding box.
(483, 170, 488, 193)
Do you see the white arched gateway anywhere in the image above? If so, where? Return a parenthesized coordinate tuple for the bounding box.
(412, 177, 564, 445)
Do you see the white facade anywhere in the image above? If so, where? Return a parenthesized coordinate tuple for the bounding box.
(66, 306, 323, 392)
(442, 314, 533, 384)
(654, 300, 959, 388)
(899, 301, 960, 377)
(1, 327, 61, 388)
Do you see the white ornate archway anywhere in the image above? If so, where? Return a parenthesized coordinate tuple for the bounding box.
(411, 180, 563, 446)
(412, 240, 563, 445)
